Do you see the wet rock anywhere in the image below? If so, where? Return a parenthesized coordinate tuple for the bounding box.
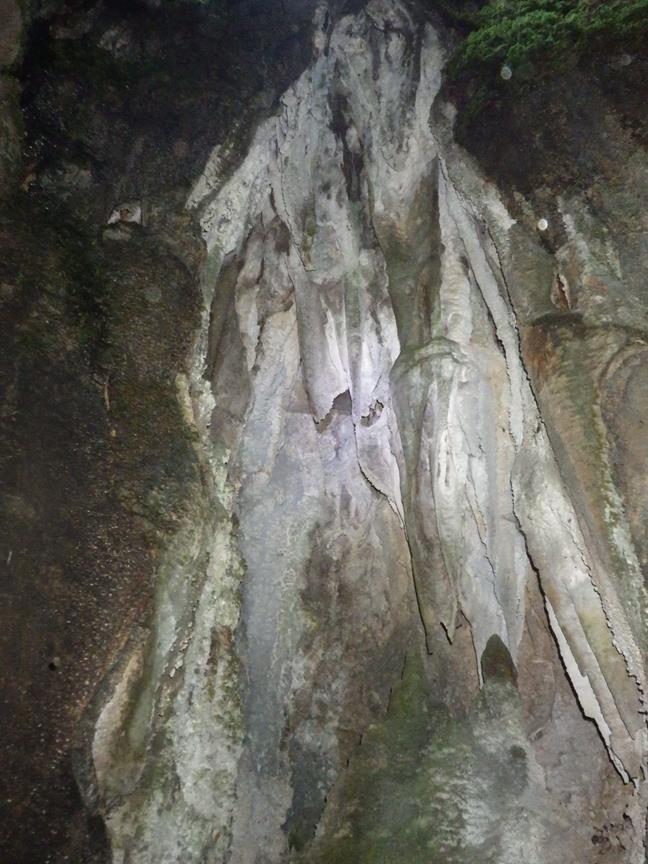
(92, 3, 648, 862)
(3, 1, 648, 862)
(0, 1, 319, 860)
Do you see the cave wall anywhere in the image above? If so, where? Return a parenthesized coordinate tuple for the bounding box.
(92, 2, 648, 862)
(0, 2, 316, 861)
(2, 1, 648, 863)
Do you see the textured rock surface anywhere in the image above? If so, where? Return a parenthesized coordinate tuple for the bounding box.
(2, 1, 648, 862)
(0, 2, 316, 861)
(90, 2, 648, 862)
(0, 0, 24, 198)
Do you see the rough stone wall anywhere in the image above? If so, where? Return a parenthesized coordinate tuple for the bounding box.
(0, 2, 315, 862)
(92, 2, 648, 862)
(2, 1, 648, 863)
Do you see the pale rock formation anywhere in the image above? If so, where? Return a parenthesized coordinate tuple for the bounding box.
(92, 2, 648, 862)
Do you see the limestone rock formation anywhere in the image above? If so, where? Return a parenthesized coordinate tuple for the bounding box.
(2, 1, 648, 862)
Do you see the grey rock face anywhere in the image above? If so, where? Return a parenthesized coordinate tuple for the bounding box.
(93, 2, 648, 862)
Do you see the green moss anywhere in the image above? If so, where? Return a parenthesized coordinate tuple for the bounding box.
(303, 650, 533, 864)
(306, 651, 452, 864)
(449, 0, 648, 77)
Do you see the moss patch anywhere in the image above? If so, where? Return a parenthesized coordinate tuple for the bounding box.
(305, 651, 531, 864)
(447, 0, 648, 77)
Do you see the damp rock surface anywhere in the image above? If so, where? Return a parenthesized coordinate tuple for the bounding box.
(94, 2, 648, 862)
(0, 1, 317, 861)
(1, 1, 648, 863)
